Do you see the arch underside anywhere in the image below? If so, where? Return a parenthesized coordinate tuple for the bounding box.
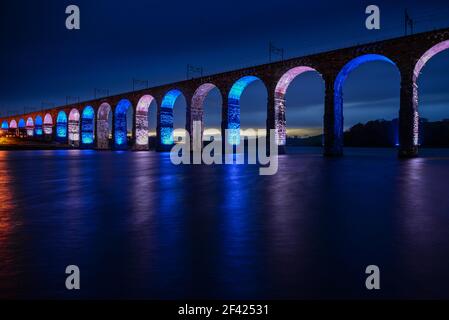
(115, 100, 132, 148)
(334, 54, 398, 150)
(68, 109, 80, 145)
(35, 116, 43, 136)
(161, 90, 182, 145)
(136, 95, 155, 149)
(274, 66, 317, 146)
(44, 114, 53, 135)
(9, 120, 17, 129)
(82, 106, 95, 145)
(56, 111, 68, 139)
(26, 118, 34, 136)
(413, 40, 449, 147)
(228, 76, 261, 145)
(191, 83, 217, 151)
(97, 103, 111, 149)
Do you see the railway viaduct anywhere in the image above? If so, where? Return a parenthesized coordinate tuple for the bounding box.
(2, 27, 449, 157)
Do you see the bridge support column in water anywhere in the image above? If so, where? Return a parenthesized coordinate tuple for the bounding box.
(323, 74, 343, 157)
(398, 70, 419, 158)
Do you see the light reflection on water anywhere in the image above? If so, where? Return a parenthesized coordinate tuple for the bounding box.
(1, 148, 449, 299)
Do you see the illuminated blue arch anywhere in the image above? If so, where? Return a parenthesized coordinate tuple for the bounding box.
(56, 111, 68, 139)
(1, 121, 8, 129)
(228, 76, 261, 145)
(18, 119, 26, 128)
(35, 115, 43, 136)
(114, 99, 132, 148)
(160, 89, 183, 145)
(81, 106, 95, 145)
(334, 54, 398, 147)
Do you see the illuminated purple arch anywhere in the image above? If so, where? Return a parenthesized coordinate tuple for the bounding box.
(97, 102, 112, 149)
(136, 95, 156, 149)
(114, 99, 133, 149)
(34, 115, 43, 136)
(68, 108, 80, 146)
(228, 76, 265, 145)
(413, 40, 449, 146)
(9, 120, 17, 129)
(1, 120, 8, 129)
(414, 40, 449, 82)
(334, 54, 398, 148)
(191, 83, 221, 149)
(26, 117, 34, 137)
(81, 106, 95, 145)
(274, 66, 322, 145)
(160, 89, 184, 145)
(44, 113, 53, 135)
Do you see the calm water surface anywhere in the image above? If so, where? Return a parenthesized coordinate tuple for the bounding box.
(1, 147, 449, 299)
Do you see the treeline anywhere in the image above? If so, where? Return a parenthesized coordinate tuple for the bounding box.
(286, 119, 449, 148)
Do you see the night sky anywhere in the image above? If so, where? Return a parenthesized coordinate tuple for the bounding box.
(1, 0, 449, 135)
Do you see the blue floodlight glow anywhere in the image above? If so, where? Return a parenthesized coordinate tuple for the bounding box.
(82, 106, 95, 144)
(56, 111, 68, 138)
(1, 121, 8, 129)
(334, 54, 397, 145)
(228, 76, 260, 145)
(35, 115, 43, 135)
(160, 89, 182, 145)
(18, 119, 25, 128)
(115, 99, 132, 147)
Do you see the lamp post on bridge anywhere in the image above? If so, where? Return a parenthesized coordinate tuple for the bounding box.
(186, 64, 203, 80)
(132, 79, 149, 91)
(94, 88, 110, 99)
(269, 41, 284, 63)
(66, 96, 80, 106)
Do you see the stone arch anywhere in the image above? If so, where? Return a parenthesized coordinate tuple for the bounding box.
(413, 40, 449, 147)
(97, 102, 112, 149)
(160, 89, 184, 145)
(136, 95, 156, 150)
(114, 99, 133, 149)
(228, 76, 266, 145)
(9, 120, 17, 129)
(18, 119, 25, 128)
(44, 113, 53, 135)
(35, 115, 43, 136)
(56, 111, 68, 141)
(191, 83, 221, 150)
(274, 66, 323, 146)
(26, 117, 34, 137)
(81, 106, 95, 145)
(334, 54, 400, 150)
(414, 40, 449, 82)
(68, 108, 80, 146)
